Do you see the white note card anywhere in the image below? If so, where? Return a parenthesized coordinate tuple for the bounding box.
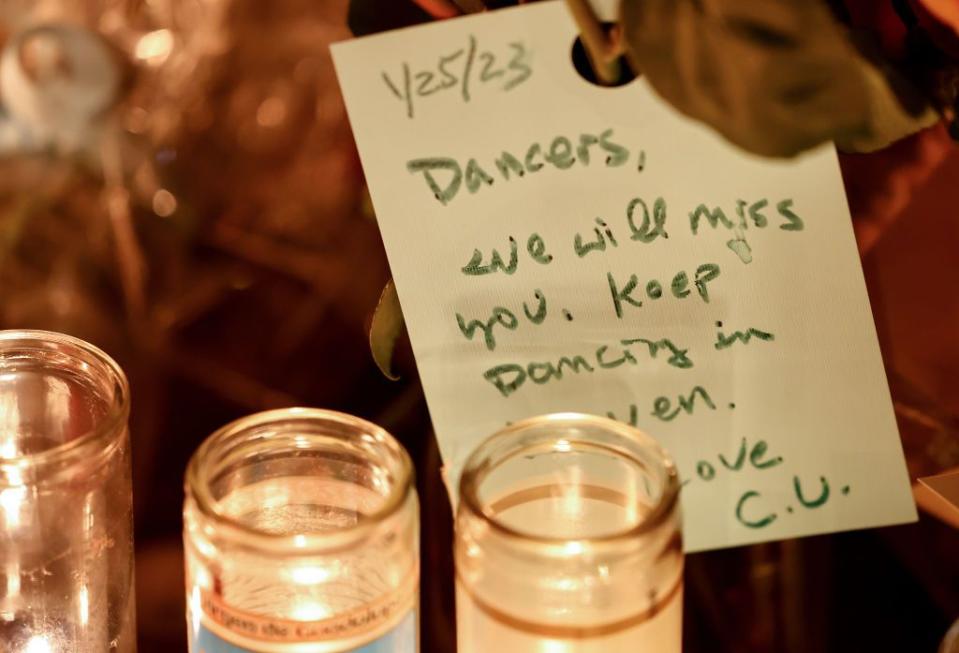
(332, 1, 916, 551)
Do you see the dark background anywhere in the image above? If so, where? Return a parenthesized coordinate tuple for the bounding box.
(0, 1, 957, 651)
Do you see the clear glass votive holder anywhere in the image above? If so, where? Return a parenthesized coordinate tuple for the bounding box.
(183, 408, 419, 652)
(455, 413, 683, 653)
(0, 330, 136, 652)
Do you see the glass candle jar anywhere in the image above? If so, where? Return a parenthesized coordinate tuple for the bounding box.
(455, 413, 683, 653)
(184, 408, 419, 653)
(0, 330, 136, 652)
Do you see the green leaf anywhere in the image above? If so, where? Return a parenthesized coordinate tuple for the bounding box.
(369, 279, 405, 381)
(836, 57, 940, 152)
(619, 0, 938, 156)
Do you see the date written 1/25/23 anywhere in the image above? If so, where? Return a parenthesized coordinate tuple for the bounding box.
(381, 36, 532, 119)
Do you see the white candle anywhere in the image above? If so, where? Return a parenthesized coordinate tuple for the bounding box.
(456, 414, 684, 653)
(456, 581, 682, 653)
(183, 409, 419, 653)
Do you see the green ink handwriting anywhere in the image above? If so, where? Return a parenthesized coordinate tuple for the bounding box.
(714, 324, 775, 350)
(574, 218, 618, 258)
(461, 233, 554, 276)
(457, 308, 517, 351)
(627, 197, 669, 243)
(794, 475, 830, 508)
(608, 264, 721, 317)
(730, 474, 844, 530)
(620, 338, 693, 369)
(689, 204, 734, 235)
(689, 198, 804, 236)
(483, 336, 692, 398)
(383, 38, 532, 120)
(689, 438, 784, 484)
(407, 157, 461, 205)
(736, 491, 778, 529)
(652, 386, 716, 422)
(464, 158, 494, 193)
(606, 404, 639, 427)
(778, 199, 804, 231)
(461, 236, 518, 276)
(407, 128, 633, 204)
(526, 233, 553, 265)
(455, 289, 548, 351)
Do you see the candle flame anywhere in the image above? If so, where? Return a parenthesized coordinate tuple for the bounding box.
(289, 565, 331, 585)
(23, 635, 53, 653)
(190, 586, 202, 635)
(563, 540, 585, 556)
(0, 486, 26, 529)
(290, 600, 331, 621)
(78, 585, 90, 626)
(6, 562, 20, 598)
(0, 439, 16, 458)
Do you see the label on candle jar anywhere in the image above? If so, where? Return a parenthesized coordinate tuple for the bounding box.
(188, 588, 417, 652)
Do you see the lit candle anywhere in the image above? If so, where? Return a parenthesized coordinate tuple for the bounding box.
(456, 414, 684, 653)
(183, 409, 419, 652)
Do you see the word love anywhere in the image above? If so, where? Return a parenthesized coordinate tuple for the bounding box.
(686, 437, 784, 486)
(683, 437, 852, 530)
(382, 36, 532, 119)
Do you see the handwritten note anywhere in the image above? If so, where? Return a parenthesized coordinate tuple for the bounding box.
(331, 1, 917, 551)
